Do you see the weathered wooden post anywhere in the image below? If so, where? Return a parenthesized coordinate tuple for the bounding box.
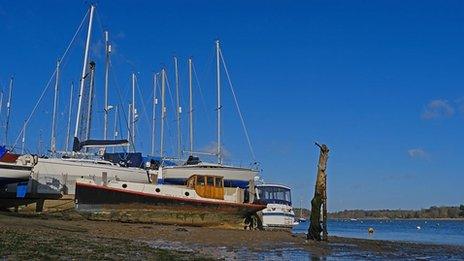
(307, 142, 329, 241)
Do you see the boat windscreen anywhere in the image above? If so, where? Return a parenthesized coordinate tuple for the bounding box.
(257, 186, 292, 206)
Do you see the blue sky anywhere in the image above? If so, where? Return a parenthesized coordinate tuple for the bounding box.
(0, 1, 463, 211)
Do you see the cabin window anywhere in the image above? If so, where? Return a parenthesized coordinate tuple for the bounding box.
(197, 176, 206, 186)
(207, 177, 214, 186)
(214, 177, 223, 188)
(257, 186, 292, 206)
(187, 178, 195, 188)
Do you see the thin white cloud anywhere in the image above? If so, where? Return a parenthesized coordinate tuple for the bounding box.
(454, 97, 464, 116)
(407, 148, 429, 160)
(202, 141, 231, 160)
(421, 99, 454, 119)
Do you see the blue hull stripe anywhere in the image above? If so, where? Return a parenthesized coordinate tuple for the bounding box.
(262, 212, 295, 217)
(161, 178, 249, 188)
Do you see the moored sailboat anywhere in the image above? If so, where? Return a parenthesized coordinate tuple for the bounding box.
(0, 146, 36, 187)
(160, 160, 257, 188)
(158, 41, 259, 188)
(30, 5, 155, 195)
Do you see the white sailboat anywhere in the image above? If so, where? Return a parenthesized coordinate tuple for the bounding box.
(0, 148, 37, 187)
(158, 41, 258, 188)
(32, 5, 154, 195)
(0, 77, 38, 187)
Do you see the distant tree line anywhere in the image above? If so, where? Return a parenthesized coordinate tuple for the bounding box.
(293, 208, 311, 219)
(327, 205, 464, 219)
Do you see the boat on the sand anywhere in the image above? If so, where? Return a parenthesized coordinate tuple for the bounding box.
(255, 183, 296, 229)
(0, 146, 37, 187)
(74, 174, 266, 228)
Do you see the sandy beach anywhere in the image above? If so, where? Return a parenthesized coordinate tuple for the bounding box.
(0, 209, 463, 260)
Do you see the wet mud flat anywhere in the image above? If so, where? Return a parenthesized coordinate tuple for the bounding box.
(0, 211, 463, 260)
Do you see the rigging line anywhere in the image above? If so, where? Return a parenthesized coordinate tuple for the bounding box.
(152, 79, 161, 155)
(108, 62, 132, 147)
(219, 49, 256, 162)
(164, 72, 177, 116)
(96, 8, 135, 151)
(12, 9, 90, 150)
(162, 72, 178, 154)
(200, 46, 216, 89)
(192, 62, 213, 129)
(94, 8, 106, 36)
(163, 74, 177, 158)
(135, 74, 152, 141)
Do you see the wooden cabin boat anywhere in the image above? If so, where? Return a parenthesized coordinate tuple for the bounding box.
(74, 174, 266, 228)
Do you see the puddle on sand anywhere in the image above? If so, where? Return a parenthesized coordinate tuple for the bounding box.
(142, 239, 464, 260)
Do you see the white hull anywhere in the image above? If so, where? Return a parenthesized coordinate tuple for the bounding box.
(77, 178, 246, 204)
(0, 167, 31, 179)
(261, 203, 296, 228)
(0, 154, 35, 186)
(32, 158, 152, 194)
(160, 164, 258, 188)
(0, 167, 32, 186)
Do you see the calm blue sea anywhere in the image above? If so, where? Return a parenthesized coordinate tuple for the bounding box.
(147, 219, 464, 260)
(293, 219, 464, 246)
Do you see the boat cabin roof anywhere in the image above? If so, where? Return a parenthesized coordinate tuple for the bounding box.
(188, 174, 224, 179)
(256, 183, 291, 190)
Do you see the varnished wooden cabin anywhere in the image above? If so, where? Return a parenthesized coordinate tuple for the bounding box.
(186, 174, 224, 200)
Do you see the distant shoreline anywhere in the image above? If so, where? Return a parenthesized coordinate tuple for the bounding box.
(328, 217, 464, 221)
(295, 205, 464, 220)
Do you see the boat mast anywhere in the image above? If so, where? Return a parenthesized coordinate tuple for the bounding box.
(112, 105, 118, 152)
(38, 129, 43, 155)
(65, 82, 74, 152)
(188, 57, 194, 155)
(103, 30, 111, 140)
(50, 59, 60, 154)
(113, 105, 118, 139)
(5, 76, 13, 147)
(151, 73, 158, 156)
(127, 103, 131, 151)
(84, 61, 96, 142)
(113, 105, 118, 153)
(131, 73, 136, 152)
(0, 89, 3, 125)
(174, 57, 181, 159)
(160, 68, 166, 159)
(300, 197, 303, 218)
(74, 4, 95, 143)
(215, 40, 222, 164)
(21, 120, 26, 154)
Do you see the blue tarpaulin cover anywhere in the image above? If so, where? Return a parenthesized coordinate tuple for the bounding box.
(0, 146, 7, 159)
(16, 182, 28, 198)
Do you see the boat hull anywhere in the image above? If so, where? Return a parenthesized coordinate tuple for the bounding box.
(75, 182, 266, 228)
(0, 165, 32, 187)
(261, 212, 296, 229)
(33, 158, 151, 194)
